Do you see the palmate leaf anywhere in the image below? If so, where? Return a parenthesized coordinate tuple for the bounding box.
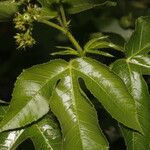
(111, 16, 150, 149)
(0, 104, 62, 150)
(0, 1, 20, 22)
(0, 57, 142, 149)
(83, 35, 124, 57)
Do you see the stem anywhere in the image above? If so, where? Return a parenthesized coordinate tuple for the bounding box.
(59, 4, 83, 56)
(38, 5, 83, 56)
(66, 31, 83, 55)
(38, 19, 66, 33)
(59, 4, 68, 28)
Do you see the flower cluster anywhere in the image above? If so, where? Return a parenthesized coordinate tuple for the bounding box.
(13, 4, 41, 49)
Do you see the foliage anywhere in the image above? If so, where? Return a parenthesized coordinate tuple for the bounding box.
(0, 0, 149, 150)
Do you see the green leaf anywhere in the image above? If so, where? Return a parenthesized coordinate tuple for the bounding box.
(0, 105, 9, 121)
(84, 38, 124, 52)
(0, 100, 8, 104)
(84, 36, 109, 50)
(128, 55, 150, 74)
(86, 49, 114, 57)
(50, 73, 109, 150)
(0, 104, 26, 150)
(51, 46, 78, 56)
(40, 8, 58, 20)
(125, 16, 150, 73)
(37, 0, 58, 19)
(0, 57, 142, 149)
(0, 104, 62, 150)
(24, 114, 62, 150)
(0, 1, 20, 22)
(71, 58, 142, 132)
(112, 59, 150, 150)
(0, 60, 68, 132)
(37, 0, 116, 18)
(110, 16, 150, 149)
(64, 0, 117, 14)
(125, 16, 150, 57)
(84, 36, 124, 57)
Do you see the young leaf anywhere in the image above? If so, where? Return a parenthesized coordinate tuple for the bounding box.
(112, 60, 150, 150)
(71, 58, 142, 132)
(84, 36, 124, 57)
(84, 38, 124, 52)
(51, 46, 78, 56)
(0, 60, 68, 132)
(50, 73, 109, 150)
(0, 1, 20, 22)
(86, 49, 114, 57)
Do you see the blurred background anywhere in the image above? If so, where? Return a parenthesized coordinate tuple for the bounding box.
(0, 0, 150, 149)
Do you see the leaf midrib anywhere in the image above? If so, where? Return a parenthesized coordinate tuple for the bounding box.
(34, 124, 53, 149)
(68, 68, 85, 150)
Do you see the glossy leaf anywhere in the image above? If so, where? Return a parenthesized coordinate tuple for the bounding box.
(0, 104, 62, 150)
(129, 55, 150, 74)
(0, 1, 20, 22)
(50, 73, 109, 150)
(0, 57, 142, 149)
(112, 60, 150, 150)
(111, 16, 150, 149)
(125, 16, 150, 74)
(71, 58, 142, 132)
(24, 114, 62, 150)
(125, 16, 150, 57)
(0, 104, 26, 150)
(0, 60, 68, 132)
